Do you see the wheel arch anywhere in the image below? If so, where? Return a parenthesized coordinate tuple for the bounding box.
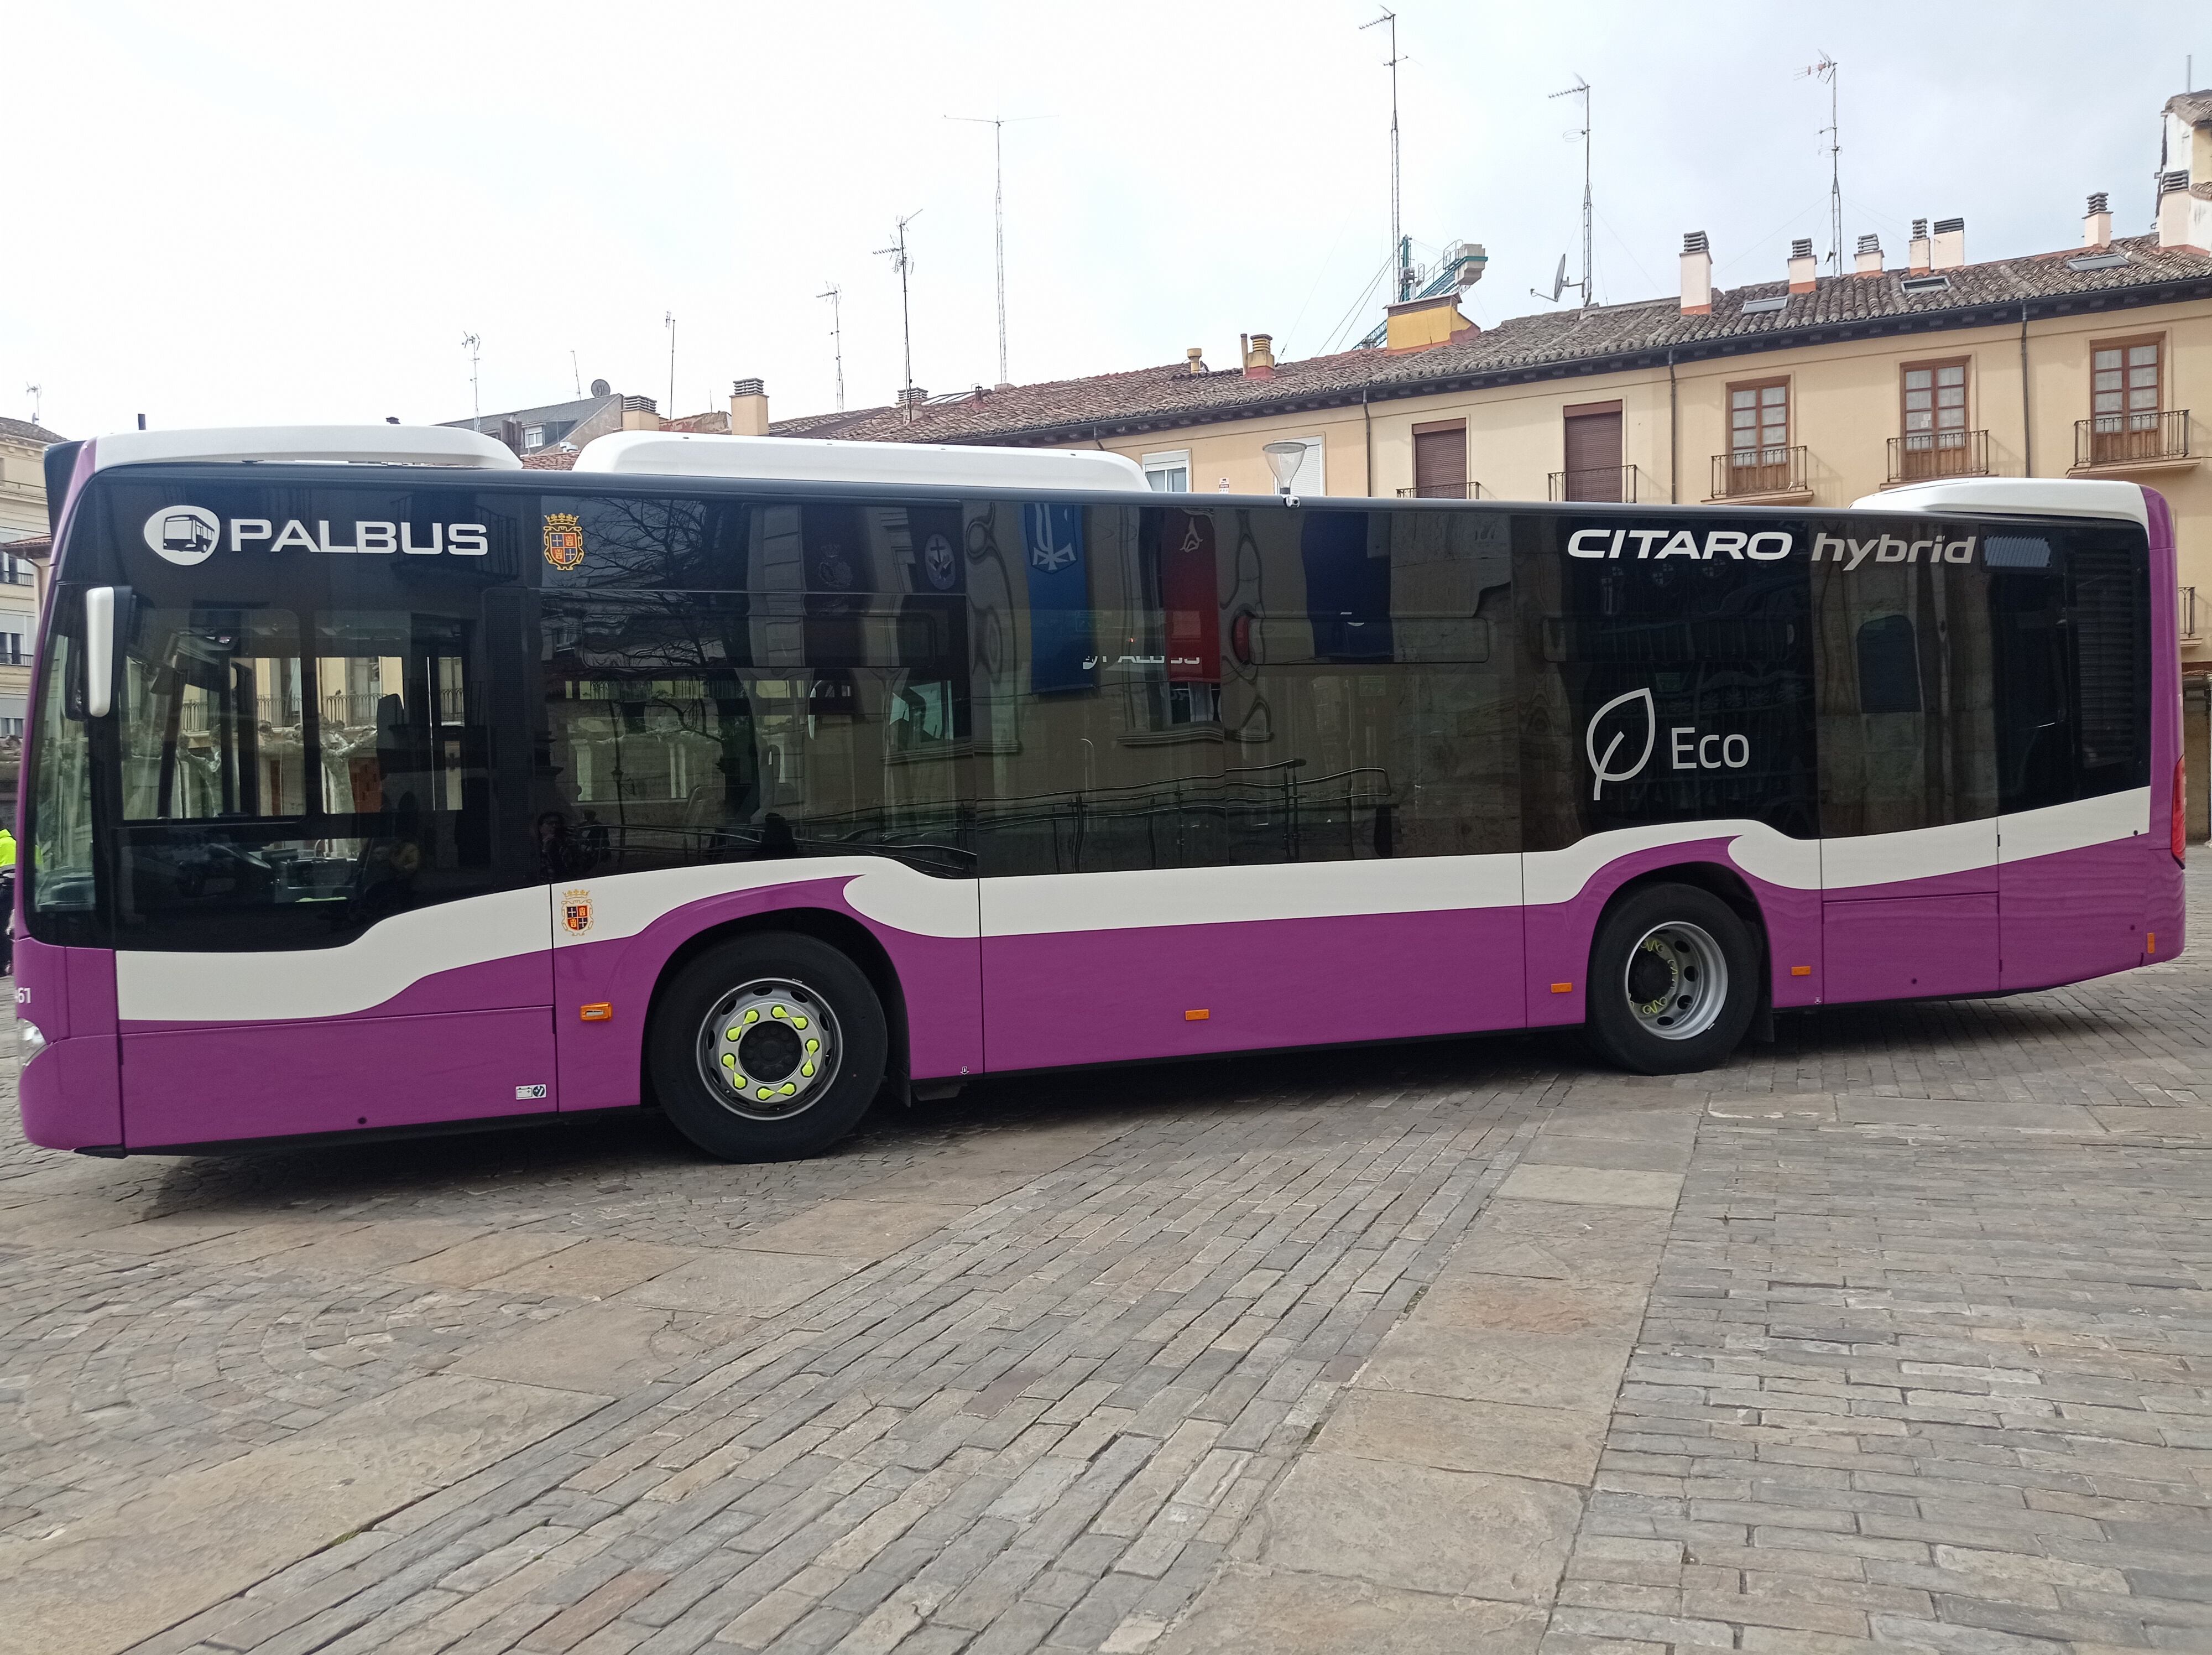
(643, 907, 911, 1102)
(1589, 859, 1774, 1014)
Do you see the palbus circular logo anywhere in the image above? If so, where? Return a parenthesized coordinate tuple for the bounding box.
(144, 506, 220, 566)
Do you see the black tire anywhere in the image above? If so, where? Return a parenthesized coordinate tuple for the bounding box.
(1585, 882, 1759, 1075)
(648, 933, 888, 1161)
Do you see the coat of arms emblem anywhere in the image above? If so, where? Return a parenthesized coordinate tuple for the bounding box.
(561, 887, 593, 934)
(542, 513, 586, 571)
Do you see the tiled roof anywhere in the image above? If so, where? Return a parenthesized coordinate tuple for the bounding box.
(521, 445, 579, 471)
(2167, 89, 2212, 127)
(763, 233, 2212, 447)
(0, 417, 65, 447)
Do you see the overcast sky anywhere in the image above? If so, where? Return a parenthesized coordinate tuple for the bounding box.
(5, 3, 2201, 440)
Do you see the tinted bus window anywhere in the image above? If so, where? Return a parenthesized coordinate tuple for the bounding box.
(968, 500, 1517, 876)
(1812, 539, 1997, 837)
(531, 496, 973, 879)
(1990, 527, 2150, 814)
(1517, 514, 1818, 851)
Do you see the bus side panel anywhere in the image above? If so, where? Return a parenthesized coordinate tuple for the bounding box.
(1521, 834, 1821, 1028)
(979, 907, 1525, 1073)
(119, 1007, 558, 1149)
(550, 866, 983, 1112)
(15, 940, 122, 1152)
(977, 858, 1524, 1073)
(1997, 794, 2159, 991)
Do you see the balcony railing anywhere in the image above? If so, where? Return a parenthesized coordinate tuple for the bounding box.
(2075, 408, 2190, 470)
(1396, 481, 1489, 499)
(1547, 465, 1640, 503)
(2185, 586, 2200, 642)
(1887, 428, 1991, 486)
(1710, 445, 1808, 500)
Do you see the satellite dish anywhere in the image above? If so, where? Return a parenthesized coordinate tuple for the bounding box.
(589, 378, 612, 397)
(1530, 254, 1572, 305)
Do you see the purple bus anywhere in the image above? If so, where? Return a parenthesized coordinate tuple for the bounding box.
(14, 425, 2185, 1162)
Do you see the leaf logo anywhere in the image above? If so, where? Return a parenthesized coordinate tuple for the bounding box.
(1586, 686, 1656, 802)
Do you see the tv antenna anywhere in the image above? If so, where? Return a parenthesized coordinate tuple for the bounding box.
(570, 349, 581, 397)
(1533, 77, 1593, 308)
(461, 332, 482, 431)
(23, 385, 39, 425)
(1361, 9, 1412, 302)
(947, 115, 1048, 387)
(877, 210, 923, 419)
(664, 312, 677, 418)
(1800, 53, 1841, 271)
(819, 283, 846, 413)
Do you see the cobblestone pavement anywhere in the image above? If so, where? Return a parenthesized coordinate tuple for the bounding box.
(4, 875, 2212, 1655)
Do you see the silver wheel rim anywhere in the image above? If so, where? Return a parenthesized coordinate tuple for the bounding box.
(1623, 922, 1728, 1041)
(695, 977, 843, 1121)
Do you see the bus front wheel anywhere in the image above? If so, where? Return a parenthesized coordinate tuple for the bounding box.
(649, 934, 888, 1161)
(1586, 883, 1758, 1075)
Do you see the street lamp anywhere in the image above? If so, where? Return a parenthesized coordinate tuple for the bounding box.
(1262, 441, 1307, 496)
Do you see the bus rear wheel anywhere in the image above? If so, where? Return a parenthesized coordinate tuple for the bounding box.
(1586, 883, 1758, 1075)
(649, 934, 887, 1161)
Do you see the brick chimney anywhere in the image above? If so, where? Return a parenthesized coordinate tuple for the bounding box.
(1679, 231, 1713, 314)
(1907, 218, 1932, 274)
(2159, 168, 2211, 254)
(1787, 238, 1818, 293)
(1854, 233, 1883, 276)
(620, 395, 662, 431)
(2083, 192, 2113, 248)
(729, 378, 770, 437)
(1242, 333, 1276, 379)
(1932, 217, 1966, 269)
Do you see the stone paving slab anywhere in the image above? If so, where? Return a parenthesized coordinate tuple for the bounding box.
(8, 872, 2212, 1651)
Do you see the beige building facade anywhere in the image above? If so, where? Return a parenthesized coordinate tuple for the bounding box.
(0, 418, 61, 788)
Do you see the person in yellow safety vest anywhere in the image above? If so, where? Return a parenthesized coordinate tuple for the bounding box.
(0, 824, 14, 974)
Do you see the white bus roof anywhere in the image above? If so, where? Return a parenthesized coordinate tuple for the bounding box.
(88, 425, 523, 472)
(572, 430, 1150, 493)
(1851, 476, 2147, 528)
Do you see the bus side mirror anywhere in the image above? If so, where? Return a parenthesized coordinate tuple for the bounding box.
(82, 585, 132, 718)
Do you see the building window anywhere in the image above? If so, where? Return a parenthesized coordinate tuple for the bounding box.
(0, 633, 24, 665)
(1558, 401, 1626, 502)
(1409, 420, 1468, 498)
(1141, 450, 1191, 492)
(523, 425, 545, 451)
(1725, 378, 1792, 495)
(1899, 360, 1970, 479)
(2088, 337, 2163, 465)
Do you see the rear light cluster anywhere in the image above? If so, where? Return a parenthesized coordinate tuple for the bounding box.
(2175, 755, 2188, 866)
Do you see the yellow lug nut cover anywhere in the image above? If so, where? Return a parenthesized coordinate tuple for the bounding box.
(801, 1063, 815, 1078)
(780, 1083, 797, 1096)
(721, 1053, 735, 1068)
(726, 1027, 741, 1041)
(756, 1086, 772, 1100)
(771, 1005, 787, 1019)
(744, 1008, 759, 1023)
(794, 1016, 809, 1029)
(806, 1038, 820, 1052)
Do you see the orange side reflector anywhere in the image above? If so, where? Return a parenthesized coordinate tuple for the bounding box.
(2147, 933, 2157, 955)
(1185, 1008, 1210, 1021)
(1790, 964, 1812, 976)
(1550, 982, 1573, 994)
(579, 1003, 613, 1022)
